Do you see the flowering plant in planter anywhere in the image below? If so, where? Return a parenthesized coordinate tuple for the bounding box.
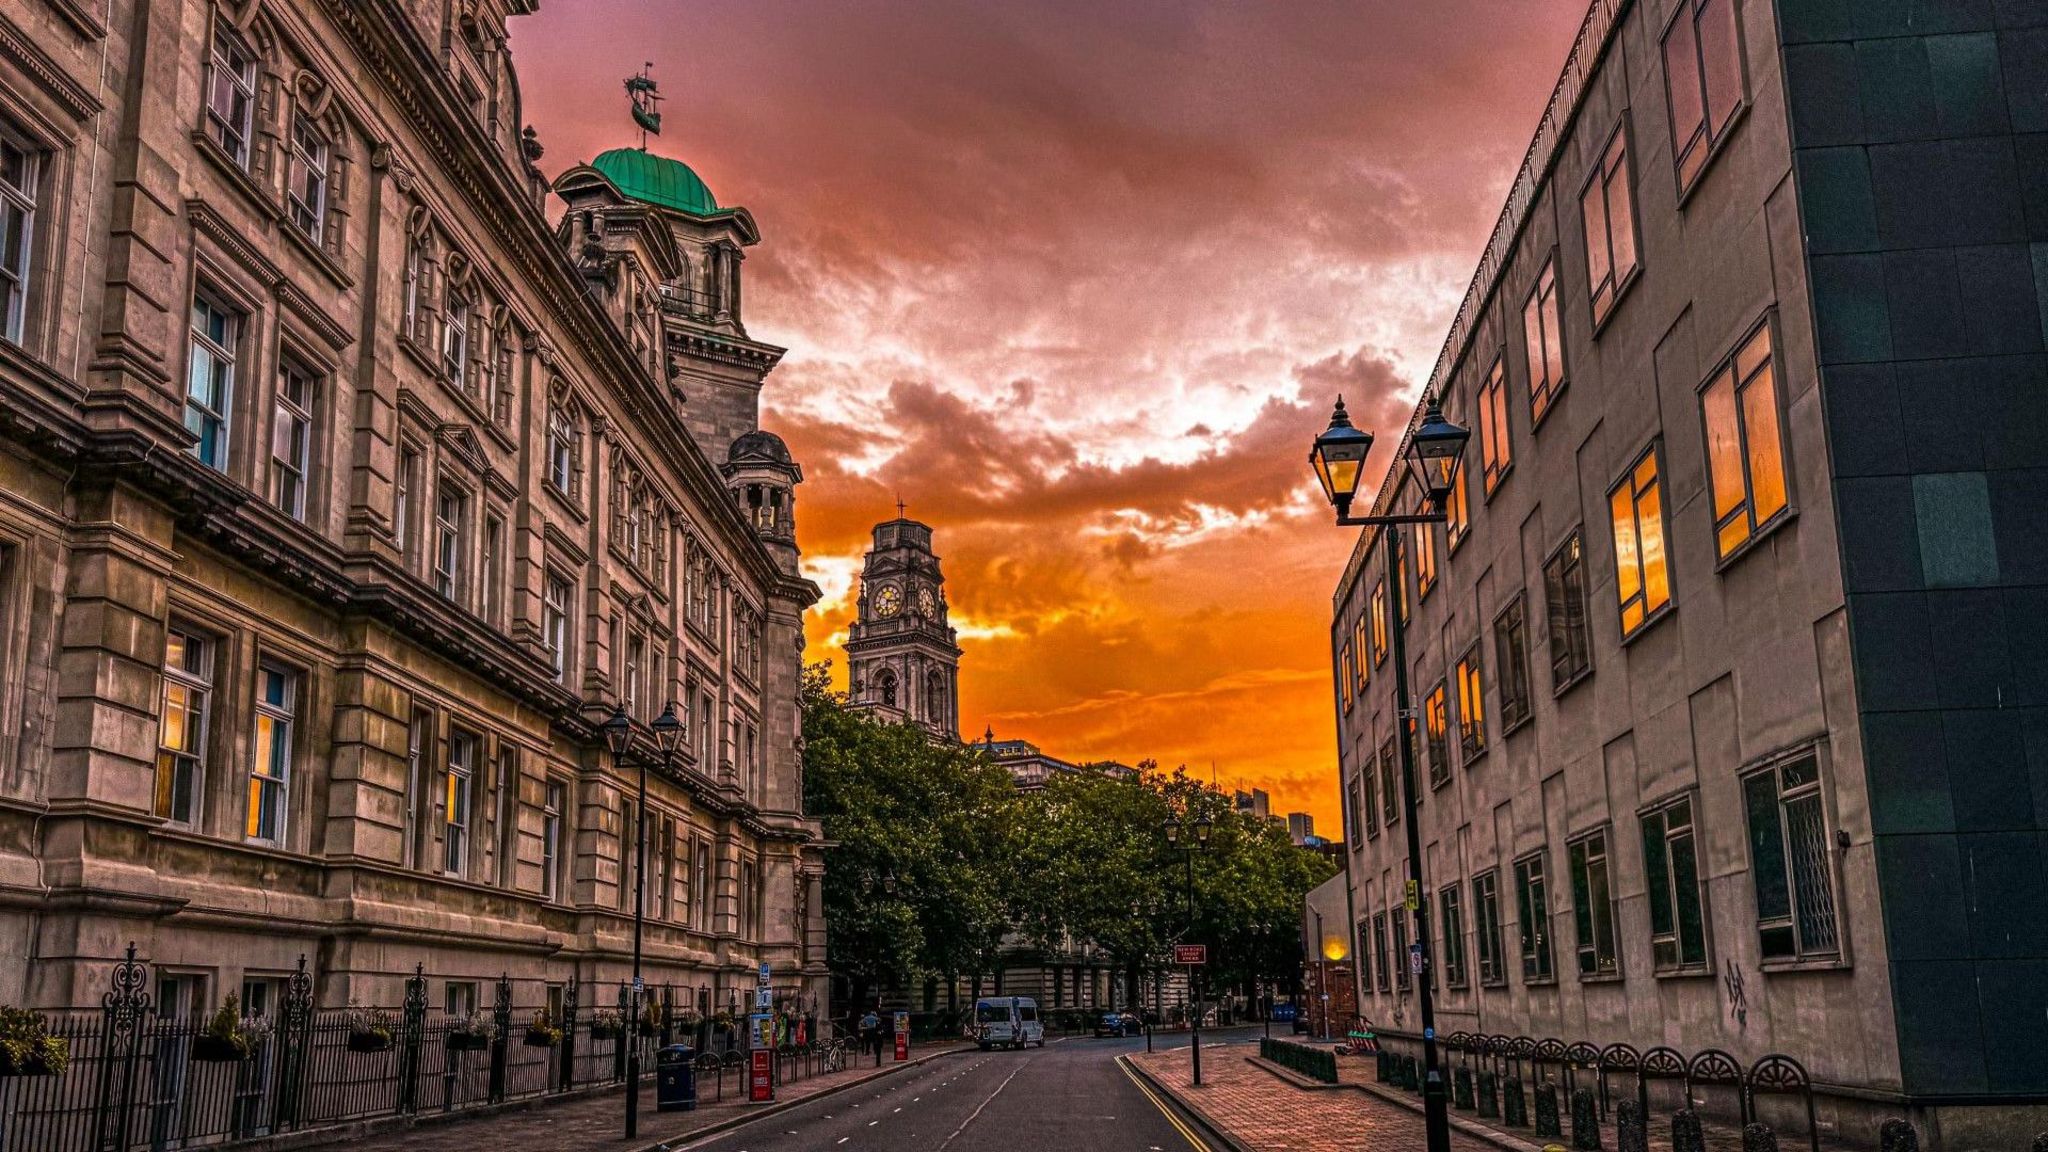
(445, 1011, 497, 1051)
(710, 1009, 736, 1032)
(345, 1004, 396, 1054)
(587, 1009, 624, 1040)
(524, 1008, 563, 1048)
(636, 1001, 663, 1038)
(0, 1008, 69, 1076)
(673, 1009, 704, 1031)
(191, 995, 258, 1063)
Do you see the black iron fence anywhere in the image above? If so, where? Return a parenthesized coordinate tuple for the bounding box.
(0, 947, 851, 1152)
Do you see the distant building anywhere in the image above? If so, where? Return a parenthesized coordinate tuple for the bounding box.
(846, 517, 961, 739)
(977, 729, 1135, 791)
(1234, 788, 1272, 821)
(1286, 813, 1316, 845)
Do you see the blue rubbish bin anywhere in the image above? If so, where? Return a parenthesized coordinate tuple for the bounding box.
(657, 1044, 697, 1112)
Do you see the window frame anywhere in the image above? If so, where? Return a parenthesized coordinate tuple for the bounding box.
(1567, 828, 1621, 980)
(1377, 738, 1399, 828)
(1362, 751, 1379, 839)
(1741, 746, 1845, 967)
(542, 569, 572, 681)
(1580, 119, 1641, 331)
(1477, 357, 1512, 496)
(442, 290, 472, 384)
(285, 110, 330, 244)
(186, 292, 240, 473)
(271, 356, 316, 520)
(1391, 909, 1411, 991)
(1445, 453, 1471, 552)
(1522, 255, 1568, 425)
(156, 626, 215, 827)
(1369, 582, 1388, 666)
(1473, 871, 1506, 987)
(1662, 0, 1750, 200)
(204, 25, 258, 169)
(1640, 792, 1712, 975)
(1423, 679, 1451, 789)
(432, 482, 469, 602)
(1608, 444, 1674, 641)
(246, 661, 297, 848)
(1699, 315, 1793, 566)
(1514, 850, 1555, 985)
(1493, 596, 1533, 734)
(1439, 882, 1468, 990)
(540, 778, 566, 902)
(1454, 642, 1487, 760)
(1543, 530, 1594, 694)
(1372, 912, 1391, 993)
(443, 729, 477, 878)
(0, 122, 40, 346)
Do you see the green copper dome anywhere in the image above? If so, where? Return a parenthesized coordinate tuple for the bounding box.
(591, 147, 718, 216)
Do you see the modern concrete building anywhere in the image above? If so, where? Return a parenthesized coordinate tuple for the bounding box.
(1329, 0, 2047, 1144)
(1286, 812, 1316, 845)
(0, 0, 828, 1019)
(1234, 787, 1273, 822)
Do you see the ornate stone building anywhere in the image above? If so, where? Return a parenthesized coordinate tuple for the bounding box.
(0, 0, 828, 1020)
(845, 516, 960, 739)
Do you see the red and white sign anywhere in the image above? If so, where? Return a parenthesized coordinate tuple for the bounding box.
(749, 1048, 774, 1103)
(893, 1011, 910, 1060)
(1173, 944, 1208, 966)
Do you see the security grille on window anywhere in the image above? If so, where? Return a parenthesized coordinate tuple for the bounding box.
(1543, 532, 1593, 689)
(286, 113, 329, 242)
(156, 629, 213, 824)
(0, 127, 36, 344)
(1474, 871, 1505, 986)
(1493, 597, 1532, 730)
(1702, 322, 1789, 559)
(1371, 912, 1390, 993)
(1609, 448, 1671, 636)
(1743, 752, 1840, 961)
(1424, 681, 1451, 788)
(205, 28, 258, 167)
(1582, 125, 1639, 325)
(272, 359, 314, 519)
(1568, 830, 1619, 977)
(1524, 258, 1567, 421)
(541, 779, 565, 901)
(1642, 795, 1709, 972)
(434, 486, 467, 600)
(1663, 0, 1746, 193)
(1455, 645, 1486, 758)
(187, 295, 238, 472)
(1439, 884, 1468, 989)
(543, 572, 571, 680)
(247, 664, 296, 846)
(1515, 852, 1554, 982)
(445, 731, 476, 876)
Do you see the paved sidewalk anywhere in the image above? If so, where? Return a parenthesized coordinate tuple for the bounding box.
(292, 1044, 972, 1152)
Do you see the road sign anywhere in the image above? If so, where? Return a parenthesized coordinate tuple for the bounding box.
(758, 962, 772, 987)
(1409, 943, 1424, 974)
(755, 988, 773, 1009)
(1173, 944, 1207, 966)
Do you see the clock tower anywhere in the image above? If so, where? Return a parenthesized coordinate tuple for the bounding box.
(845, 514, 962, 739)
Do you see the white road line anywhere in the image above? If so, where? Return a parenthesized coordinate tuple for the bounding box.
(935, 1062, 1028, 1151)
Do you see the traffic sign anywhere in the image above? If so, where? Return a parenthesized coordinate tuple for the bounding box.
(1409, 943, 1424, 974)
(1404, 880, 1420, 911)
(755, 988, 773, 1009)
(758, 962, 772, 987)
(1173, 944, 1208, 966)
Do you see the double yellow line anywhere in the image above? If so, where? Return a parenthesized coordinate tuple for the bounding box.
(1116, 1054, 1213, 1152)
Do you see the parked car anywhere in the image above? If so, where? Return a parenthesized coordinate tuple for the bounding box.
(1093, 1012, 1131, 1038)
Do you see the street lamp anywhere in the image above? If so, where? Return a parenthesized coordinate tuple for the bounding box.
(605, 702, 684, 1141)
(1162, 810, 1212, 1085)
(1308, 391, 1471, 1152)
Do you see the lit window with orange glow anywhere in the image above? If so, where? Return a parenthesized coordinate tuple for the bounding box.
(1424, 681, 1451, 788)
(1341, 644, 1355, 710)
(1370, 582, 1388, 665)
(1455, 645, 1486, 759)
(1581, 123, 1638, 327)
(1478, 358, 1511, 494)
(1445, 456, 1470, 551)
(1415, 519, 1438, 598)
(1610, 446, 1671, 637)
(1700, 322, 1788, 560)
(1524, 257, 1566, 422)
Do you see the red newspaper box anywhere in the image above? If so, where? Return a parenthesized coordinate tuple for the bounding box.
(749, 1047, 774, 1102)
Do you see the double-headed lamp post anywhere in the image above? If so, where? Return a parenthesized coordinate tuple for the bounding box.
(1162, 811, 1211, 1085)
(1309, 392, 1471, 1152)
(603, 701, 684, 1141)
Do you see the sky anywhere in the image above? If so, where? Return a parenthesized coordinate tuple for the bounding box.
(512, 0, 1588, 834)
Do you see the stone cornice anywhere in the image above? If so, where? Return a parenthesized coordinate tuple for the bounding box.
(0, 10, 103, 121)
(188, 200, 357, 351)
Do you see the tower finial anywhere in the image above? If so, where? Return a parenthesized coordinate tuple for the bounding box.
(895, 494, 907, 520)
(625, 63, 663, 150)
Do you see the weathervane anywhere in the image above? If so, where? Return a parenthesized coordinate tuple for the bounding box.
(895, 494, 908, 519)
(624, 62, 663, 149)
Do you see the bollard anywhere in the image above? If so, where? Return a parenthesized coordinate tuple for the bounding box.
(1572, 1087, 1602, 1151)
(1478, 1070, 1500, 1119)
(1505, 1078, 1529, 1128)
(1672, 1109, 1706, 1152)
(1616, 1100, 1646, 1152)
(1877, 1119, 1918, 1152)
(1535, 1081, 1562, 1138)
(1744, 1122, 1780, 1152)
(1454, 1065, 1475, 1111)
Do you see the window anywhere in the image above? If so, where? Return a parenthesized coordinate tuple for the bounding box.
(1493, 598, 1533, 731)
(1524, 258, 1566, 421)
(1582, 126, 1638, 325)
(624, 631, 645, 717)
(204, 28, 257, 167)
(1369, 582, 1388, 664)
(156, 629, 213, 824)
(1455, 645, 1486, 759)
(1445, 462, 1470, 551)
(187, 294, 238, 472)
(1378, 739, 1399, 827)
(445, 982, 477, 1020)
(1, 126, 37, 344)
(1743, 752, 1840, 962)
(247, 664, 296, 846)
(402, 236, 425, 342)
(1346, 770, 1364, 849)
(1340, 644, 1354, 711)
(1543, 533, 1593, 689)
(444, 731, 476, 876)
(1439, 884, 1468, 989)
(541, 779, 565, 901)
(1392, 911, 1411, 990)
(271, 359, 314, 519)
(433, 485, 467, 600)
(1664, 0, 1746, 193)
(395, 446, 420, 558)
(443, 293, 471, 383)
(1568, 830, 1619, 977)
(1478, 358, 1511, 493)
(1515, 852, 1554, 982)
(543, 571, 572, 681)
(1702, 322, 1789, 559)
(546, 396, 578, 496)
(1356, 920, 1373, 992)
(1610, 448, 1671, 636)
(1395, 540, 1409, 624)
(1415, 522, 1438, 597)
(1372, 912, 1391, 993)
(1642, 796, 1709, 972)
(286, 112, 329, 242)
(480, 512, 503, 625)
(694, 841, 711, 929)
(1424, 681, 1451, 788)
(1474, 872, 1505, 986)
(1362, 755, 1379, 838)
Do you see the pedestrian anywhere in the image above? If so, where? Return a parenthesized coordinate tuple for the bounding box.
(859, 1007, 880, 1056)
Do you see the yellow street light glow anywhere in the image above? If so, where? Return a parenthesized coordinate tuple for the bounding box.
(1321, 935, 1349, 961)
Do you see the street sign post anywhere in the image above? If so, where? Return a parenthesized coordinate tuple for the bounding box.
(1173, 944, 1207, 966)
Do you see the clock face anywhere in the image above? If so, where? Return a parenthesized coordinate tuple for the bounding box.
(917, 587, 937, 617)
(874, 584, 902, 618)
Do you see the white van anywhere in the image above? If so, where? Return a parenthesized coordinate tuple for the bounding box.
(973, 996, 1044, 1050)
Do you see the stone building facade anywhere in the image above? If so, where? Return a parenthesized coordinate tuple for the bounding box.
(1330, 0, 2047, 1145)
(0, 0, 828, 1021)
(845, 516, 961, 739)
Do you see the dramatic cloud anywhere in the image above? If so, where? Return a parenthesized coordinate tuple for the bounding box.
(513, 0, 1586, 832)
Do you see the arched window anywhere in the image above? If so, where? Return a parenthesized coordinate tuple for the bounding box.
(925, 671, 944, 720)
(876, 668, 898, 709)
(545, 381, 581, 497)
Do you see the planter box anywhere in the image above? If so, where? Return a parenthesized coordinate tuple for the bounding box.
(589, 1026, 621, 1041)
(446, 1032, 490, 1052)
(192, 1035, 253, 1063)
(0, 1049, 56, 1076)
(524, 1030, 561, 1049)
(347, 1032, 394, 1054)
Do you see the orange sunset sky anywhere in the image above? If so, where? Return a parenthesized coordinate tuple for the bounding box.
(512, 1, 1588, 833)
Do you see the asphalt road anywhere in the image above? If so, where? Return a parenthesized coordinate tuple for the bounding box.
(678, 1026, 1265, 1152)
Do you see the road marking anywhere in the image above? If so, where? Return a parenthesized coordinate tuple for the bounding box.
(1116, 1055, 1212, 1152)
(935, 1061, 1027, 1151)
